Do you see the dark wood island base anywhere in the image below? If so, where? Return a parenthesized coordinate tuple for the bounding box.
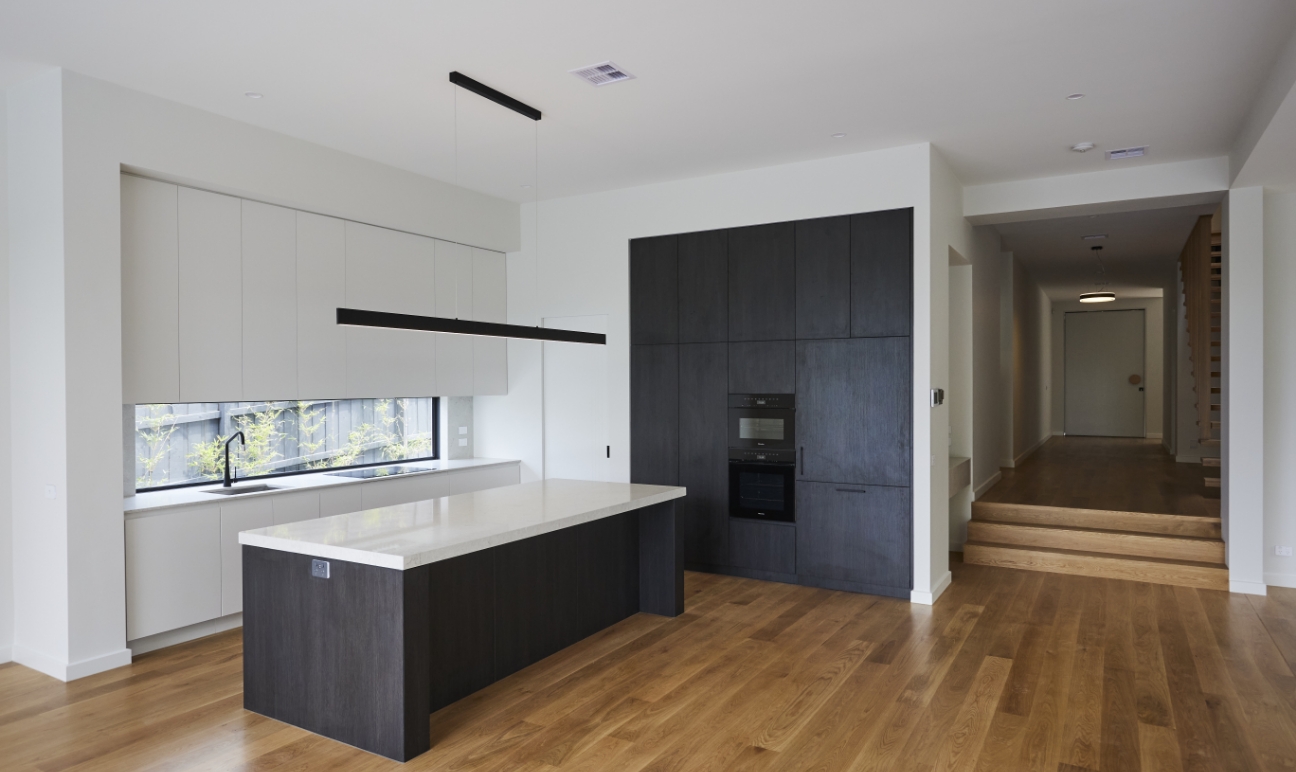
(242, 501, 682, 762)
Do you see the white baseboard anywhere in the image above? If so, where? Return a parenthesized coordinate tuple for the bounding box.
(911, 571, 953, 605)
(1230, 579, 1268, 596)
(1013, 435, 1049, 467)
(1052, 430, 1064, 436)
(129, 612, 242, 656)
(13, 644, 133, 682)
(999, 457, 1016, 469)
(1147, 432, 1163, 439)
(0, 645, 10, 665)
(973, 471, 1002, 500)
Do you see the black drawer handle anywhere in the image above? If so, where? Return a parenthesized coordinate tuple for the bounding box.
(799, 447, 804, 475)
(835, 488, 867, 494)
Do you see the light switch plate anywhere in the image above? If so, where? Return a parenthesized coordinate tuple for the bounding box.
(458, 438, 468, 446)
(311, 559, 330, 579)
(458, 426, 468, 435)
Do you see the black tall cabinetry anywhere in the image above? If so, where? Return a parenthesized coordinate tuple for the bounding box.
(630, 207, 914, 598)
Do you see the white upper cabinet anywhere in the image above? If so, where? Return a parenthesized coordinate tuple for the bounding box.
(178, 187, 243, 403)
(296, 212, 348, 400)
(241, 200, 297, 400)
(344, 222, 437, 398)
(435, 240, 475, 396)
(121, 175, 180, 405)
(473, 248, 508, 395)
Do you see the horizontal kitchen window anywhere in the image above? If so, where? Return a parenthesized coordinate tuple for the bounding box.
(134, 398, 439, 491)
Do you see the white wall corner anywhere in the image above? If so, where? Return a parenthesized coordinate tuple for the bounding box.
(1232, 28, 1296, 185)
(0, 646, 11, 665)
(12, 644, 131, 682)
(1265, 572, 1296, 590)
(911, 570, 953, 605)
(973, 471, 1002, 500)
(1230, 579, 1268, 596)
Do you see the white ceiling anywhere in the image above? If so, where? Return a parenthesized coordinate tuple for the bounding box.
(996, 204, 1219, 300)
(1, 1, 1295, 203)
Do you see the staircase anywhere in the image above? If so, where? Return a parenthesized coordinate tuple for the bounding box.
(1180, 215, 1222, 487)
(963, 501, 1227, 589)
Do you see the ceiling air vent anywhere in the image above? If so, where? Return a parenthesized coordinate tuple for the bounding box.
(570, 61, 635, 87)
(1106, 146, 1148, 160)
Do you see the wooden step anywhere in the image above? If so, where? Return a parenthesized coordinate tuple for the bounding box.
(971, 501, 1221, 538)
(1212, 326, 1220, 333)
(1210, 420, 1221, 429)
(1211, 387, 1220, 393)
(1205, 477, 1220, 489)
(1202, 439, 1220, 447)
(966, 521, 1224, 563)
(1202, 457, 1220, 467)
(963, 542, 1228, 590)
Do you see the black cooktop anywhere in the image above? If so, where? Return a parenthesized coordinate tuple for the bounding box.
(326, 465, 433, 480)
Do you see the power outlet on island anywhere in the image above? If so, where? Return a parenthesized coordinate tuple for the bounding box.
(1277, 546, 1293, 557)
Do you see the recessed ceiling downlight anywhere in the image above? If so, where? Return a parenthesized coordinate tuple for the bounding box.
(1066, 93, 1085, 100)
(1071, 142, 1096, 153)
(244, 92, 263, 99)
(1079, 292, 1116, 303)
(832, 133, 846, 138)
(570, 61, 635, 87)
(1083, 234, 1108, 240)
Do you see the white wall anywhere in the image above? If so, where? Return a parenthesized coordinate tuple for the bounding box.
(6, 68, 519, 681)
(0, 94, 11, 664)
(1163, 279, 1177, 454)
(1264, 190, 1296, 589)
(1224, 187, 1266, 594)
(1012, 259, 1052, 462)
(1050, 297, 1164, 439)
(477, 142, 953, 603)
(970, 233, 1010, 496)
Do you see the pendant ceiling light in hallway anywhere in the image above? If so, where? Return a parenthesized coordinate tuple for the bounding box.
(1079, 245, 1115, 303)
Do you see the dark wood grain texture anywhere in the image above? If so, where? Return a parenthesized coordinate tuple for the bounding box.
(242, 546, 430, 761)
(630, 343, 679, 486)
(629, 235, 678, 344)
(494, 526, 583, 679)
(728, 340, 795, 395)
(679, 343, 730, 569)
(678, 229, 728, 343)
(577, 511, 641, 638)
(795, 215, 851, 339)
(639, 501, 684, 616)
(795, 481, 912, 591)
(851, 207, 913, 338)
(796, 337, 913, 487)
(728, 221, 795, 342)
(426, 550, 495, 713)
(729, 518, 797, 575)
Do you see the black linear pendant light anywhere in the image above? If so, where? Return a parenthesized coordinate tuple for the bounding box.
(337, 72, 606, 346)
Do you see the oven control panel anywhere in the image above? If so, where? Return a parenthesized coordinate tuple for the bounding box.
(727, 393, 795, 410)
(728, 449, 795, 464)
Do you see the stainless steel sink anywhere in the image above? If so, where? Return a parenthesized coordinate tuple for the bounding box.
(205, 484, 282, 496)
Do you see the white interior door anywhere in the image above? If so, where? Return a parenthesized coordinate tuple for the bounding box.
(1064, 309, 1146, 437)
(543, 315, 609, 481)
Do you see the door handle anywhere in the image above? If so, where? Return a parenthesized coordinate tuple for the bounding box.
(836, 488, 867, 494)
(799, 447, 804, 475)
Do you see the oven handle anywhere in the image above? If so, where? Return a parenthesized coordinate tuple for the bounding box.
(835, 488, 867, 494)
(799, 446, 803, 475)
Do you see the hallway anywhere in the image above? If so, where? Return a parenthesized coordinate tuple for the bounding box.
(979, 437, 1219, 517)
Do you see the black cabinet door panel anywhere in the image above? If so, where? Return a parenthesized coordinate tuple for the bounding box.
(577, 513, 640, 638)
(729, 222, 795, 341)
(729, 341, 795, 395)
(796, 216, 851, 339)
(851, 209, 912, 338)
(729, 519, 796, 575)
(631, 344, 679, 486)
(679, 343, 729, 567)
(796, 338, 911, 486)
(796, 482, 911, 589)
(678, 230, 727, 343)
(493, 527, 582, 679)
(630, 235, 678, 344)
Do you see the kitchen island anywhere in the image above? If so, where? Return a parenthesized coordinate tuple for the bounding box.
(238, 478, 686, 761)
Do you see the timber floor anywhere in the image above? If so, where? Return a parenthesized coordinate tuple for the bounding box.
(4, 563, 1296, 771)
(979, 436, 1219, 517)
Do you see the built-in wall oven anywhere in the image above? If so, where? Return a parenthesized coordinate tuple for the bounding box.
(728, 394, 795, 522)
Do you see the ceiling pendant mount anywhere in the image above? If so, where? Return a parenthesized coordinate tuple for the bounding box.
(1079, 245, 1116, 303)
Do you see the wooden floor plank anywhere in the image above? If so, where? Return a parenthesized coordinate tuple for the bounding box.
(4, 570, 1296, 771)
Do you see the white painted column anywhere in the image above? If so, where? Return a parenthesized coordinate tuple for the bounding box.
(1224, 187, 1266, 595)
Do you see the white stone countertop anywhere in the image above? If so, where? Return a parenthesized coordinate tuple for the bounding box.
(238, 479, 687, 570)
(124, 458, 522, 515)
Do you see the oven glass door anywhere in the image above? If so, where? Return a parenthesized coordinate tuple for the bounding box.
(728, 408, 795, 450)
(729, 461, 795, 522)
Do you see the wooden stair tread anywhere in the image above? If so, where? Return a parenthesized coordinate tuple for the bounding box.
(1205, 477, 1221, 488)
(971, 501, 1220, 538)
(967, 521, 1225, 563)
(1202, 457, 1221, 467)
(1202, 439, 1220, 446)
(963, 541, 1229, 590)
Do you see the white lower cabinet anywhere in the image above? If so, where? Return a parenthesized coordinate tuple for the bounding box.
(220, 499, 276, 616)
(319, 485, 364, 518)
(272, 490, 320, 525)
(449, 464, 521, 495)
(125, 505, 222, 641)
(361, 473, 451, 509)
